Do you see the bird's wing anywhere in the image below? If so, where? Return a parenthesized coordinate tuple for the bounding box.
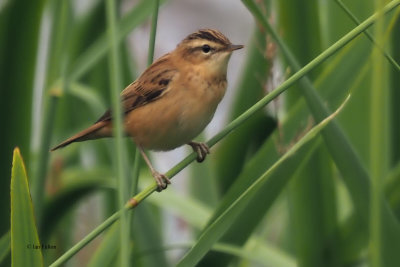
(96, 54, 177, 123)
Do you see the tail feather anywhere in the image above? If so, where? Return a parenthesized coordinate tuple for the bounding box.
(50, 121, 109, 151)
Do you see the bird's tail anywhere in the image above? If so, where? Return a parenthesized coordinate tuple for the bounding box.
(50, 121, 109, 151)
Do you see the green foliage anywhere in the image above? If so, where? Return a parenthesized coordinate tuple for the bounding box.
(2, 0, 400, 266)
(0, 0, 46, 238)
(177, 97, 350, 266)
(11, 148, 43, 267)
(0, 231, 10, 265)
(214, 27, 275, 194)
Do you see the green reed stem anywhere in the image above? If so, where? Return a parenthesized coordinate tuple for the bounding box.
(369, 1, 388, 266)
(147, 0, 160, 65)
(105, 0, 130, 266)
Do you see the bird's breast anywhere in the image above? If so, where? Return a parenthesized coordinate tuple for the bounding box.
(124, 73, 227, 151)
(174, 74, 227, 144)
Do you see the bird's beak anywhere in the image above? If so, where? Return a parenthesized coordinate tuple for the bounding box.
(228, 44, 244, 51)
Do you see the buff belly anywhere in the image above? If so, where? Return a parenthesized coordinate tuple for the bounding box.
(124, 89, 220, 151)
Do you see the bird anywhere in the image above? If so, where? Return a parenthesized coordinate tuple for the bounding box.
(51, 29, 243, 191)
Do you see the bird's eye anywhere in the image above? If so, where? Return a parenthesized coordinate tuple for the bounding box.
(202, 44, 211, 53)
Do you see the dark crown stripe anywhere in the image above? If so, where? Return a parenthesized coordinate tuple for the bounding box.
(185, 29, 230, 45)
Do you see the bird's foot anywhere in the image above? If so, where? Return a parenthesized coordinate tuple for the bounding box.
(188, 142, 210, 163)
(152, 171, 171, 192)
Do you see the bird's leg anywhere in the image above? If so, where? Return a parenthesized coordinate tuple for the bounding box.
(188, 141, 210, 163)
(138, 145, 171, 192)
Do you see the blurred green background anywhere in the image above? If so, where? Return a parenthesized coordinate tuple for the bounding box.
(1, 0, 400, 266)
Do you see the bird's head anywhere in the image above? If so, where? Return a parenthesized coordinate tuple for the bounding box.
(174, 29, 243, 75)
